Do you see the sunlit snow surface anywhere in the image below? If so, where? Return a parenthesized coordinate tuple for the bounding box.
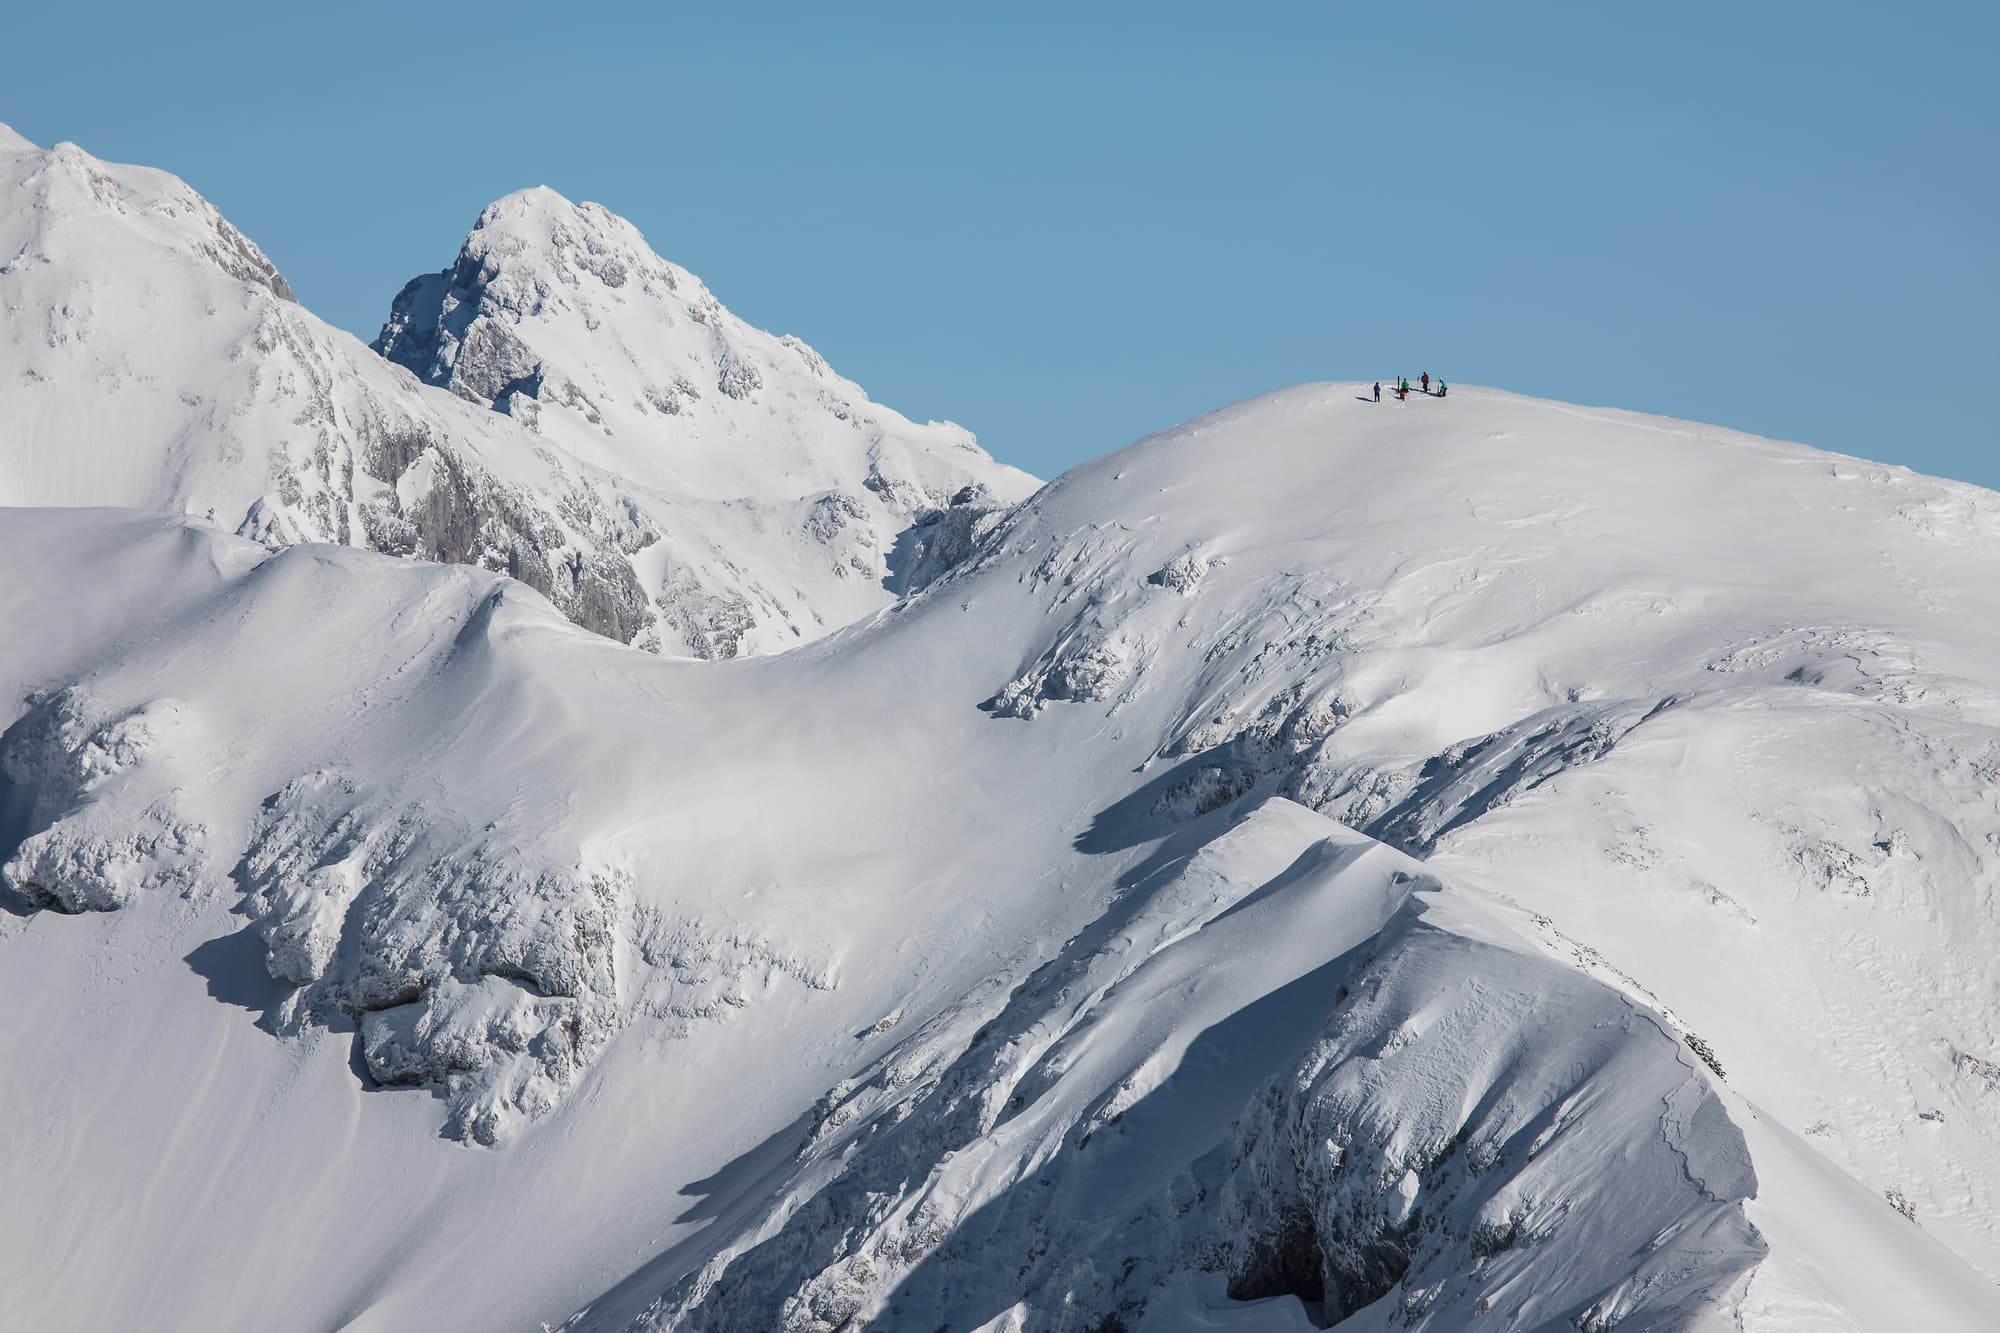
(9, 378, 2000, 1329)
(0, 130, 1031, 658)
(6, 124, 2000, 1333)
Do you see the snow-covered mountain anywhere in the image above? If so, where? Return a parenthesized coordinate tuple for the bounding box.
(0, 126, 1031, 657)
(370, 185, 1036, 656)
(8, 360, 2000, 1331)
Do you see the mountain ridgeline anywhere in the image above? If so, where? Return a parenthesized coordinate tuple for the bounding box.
(7, 124, 2000, 1332)
(0, 129, 1034, 659)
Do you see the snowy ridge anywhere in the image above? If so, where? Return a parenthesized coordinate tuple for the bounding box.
(0, 127, 1033, 658)
(607, 804, 1782, 1332)
(9, 385, 2000, 1329)
(942, 385, 2000, 1278)
(7, 124, 2000, 1333)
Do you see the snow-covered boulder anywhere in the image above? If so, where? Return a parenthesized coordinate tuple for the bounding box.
(0, 690, 210, 912)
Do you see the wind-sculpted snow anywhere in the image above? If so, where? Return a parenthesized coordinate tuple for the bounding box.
(0, 137, 293, 302)
(600, 807, 1773, 1332)
(0, 515, 821, 1145)
(942, 387, 2000, 1281)
(0, 128, 1034, 659)
(11, 375, 2000, 1330)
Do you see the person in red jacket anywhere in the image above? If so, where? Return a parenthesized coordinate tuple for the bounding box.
(1421, 371, 1430, 395)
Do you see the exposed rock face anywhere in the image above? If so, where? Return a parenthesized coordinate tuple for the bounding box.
(351, 426, 657, 643)
(884, 484, 1015, 595)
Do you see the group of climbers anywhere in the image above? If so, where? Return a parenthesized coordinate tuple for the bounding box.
(1371, 372, 1447, 403)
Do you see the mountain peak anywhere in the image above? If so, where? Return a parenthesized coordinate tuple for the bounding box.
(374, 185, 1032, 502)
(2, 131, 1032, 661)
(0, 134, 294, 302)
(476, 183, 599, 228)
(446, 185, 666, 300)
(368, 183, 1035, 654)
(474, 185, 618, 245)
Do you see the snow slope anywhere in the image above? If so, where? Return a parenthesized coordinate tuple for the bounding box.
(0, 126, 1031, 657)
(8, 383, 2000, 1330)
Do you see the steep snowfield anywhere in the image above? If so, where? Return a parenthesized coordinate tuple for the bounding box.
(0, 126, 1031, 656)
(8, 384, 2000, 1330)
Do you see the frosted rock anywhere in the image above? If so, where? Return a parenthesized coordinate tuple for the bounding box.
(0, 690, 210, 912)
(1147, 549, 1210, 595)
(236, 765, 629, 1141)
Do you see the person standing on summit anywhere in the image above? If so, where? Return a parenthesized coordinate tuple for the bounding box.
(1421, 371, 1430, 395)
(1373, 381, 1381, 402)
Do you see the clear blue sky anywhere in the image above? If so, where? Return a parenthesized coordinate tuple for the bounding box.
(7, 2, 1995, 484)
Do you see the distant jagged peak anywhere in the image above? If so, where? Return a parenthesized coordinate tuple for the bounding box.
(0, 131, 294, 302)
(373, 182, 1036, 511)
(2, 129, 1030, 660)
(375, 183, 730, 401)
